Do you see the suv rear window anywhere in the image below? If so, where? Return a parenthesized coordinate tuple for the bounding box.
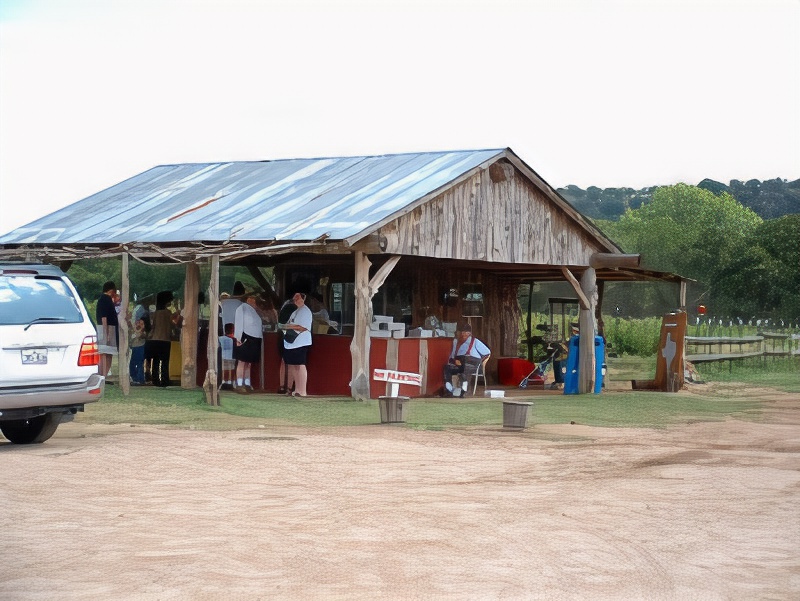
(0, 275, 84, 326)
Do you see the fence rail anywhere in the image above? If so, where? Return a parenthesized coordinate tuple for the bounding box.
(686, 333, 799, 364)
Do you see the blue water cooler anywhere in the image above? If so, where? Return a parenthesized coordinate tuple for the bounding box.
(563, 335, 605, 394)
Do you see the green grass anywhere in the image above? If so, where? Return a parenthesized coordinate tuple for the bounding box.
(519, 393, 762, 428)
(86, 352, 793, 431)
(605, 354, 656, 381)
(695, 356, 799, 393)
(86, 384, 765, 432)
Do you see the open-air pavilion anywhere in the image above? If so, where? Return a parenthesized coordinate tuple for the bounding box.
(0, 148, 687, 402)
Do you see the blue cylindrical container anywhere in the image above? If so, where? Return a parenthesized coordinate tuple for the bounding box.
(563, 335, 605, 394)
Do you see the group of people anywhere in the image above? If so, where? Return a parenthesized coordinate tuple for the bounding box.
(219, 284, 313, 397)
(99, 278, 490, 398)
(96, 281, 182, 388)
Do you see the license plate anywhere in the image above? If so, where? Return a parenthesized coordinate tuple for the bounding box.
(21, 349, 48, 365)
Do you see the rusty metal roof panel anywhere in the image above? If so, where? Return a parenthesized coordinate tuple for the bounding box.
(0, 149, 506, 245)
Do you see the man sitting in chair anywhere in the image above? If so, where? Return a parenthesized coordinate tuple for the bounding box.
(443, 323, 490, 397)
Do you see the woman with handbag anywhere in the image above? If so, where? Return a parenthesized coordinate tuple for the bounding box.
(282, 292, 313, 397)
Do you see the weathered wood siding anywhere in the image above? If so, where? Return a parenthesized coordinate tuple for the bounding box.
(381, 160, 603, 265)
(409, 267, 522, 373)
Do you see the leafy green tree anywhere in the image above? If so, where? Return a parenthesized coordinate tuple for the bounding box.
(713, 239, 781, 317)
(751, 215, 800, 319)
(602, 184, 763, 315)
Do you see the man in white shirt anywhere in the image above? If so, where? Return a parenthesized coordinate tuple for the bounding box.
(221, 281, 246, 329)
(233, 295, 263, 393)
(443, 323, 490, 397)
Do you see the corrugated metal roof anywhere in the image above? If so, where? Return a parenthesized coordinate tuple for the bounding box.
(0, 149, 507, 245)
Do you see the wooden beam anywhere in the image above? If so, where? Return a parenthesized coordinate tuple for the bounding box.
(369, 255, 401, 296)
(204, 256, 220, 406)
(181, 261, 199, 389)
(246, 265, 281, 307)
(590, 253, 641, 269)
(350, 233, 388, 255)
(560, 266, 591, 309)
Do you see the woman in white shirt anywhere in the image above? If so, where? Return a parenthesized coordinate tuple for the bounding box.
(282, 292, 313, 397)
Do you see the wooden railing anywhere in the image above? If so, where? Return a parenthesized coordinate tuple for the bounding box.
(685, 332, 799, 364)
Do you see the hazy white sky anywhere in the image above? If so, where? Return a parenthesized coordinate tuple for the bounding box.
(1, 0, 798, 235)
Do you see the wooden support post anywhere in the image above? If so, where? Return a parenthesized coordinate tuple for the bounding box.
(350, 251, 373, 400)
(350, 253, 401, 400)
(204, 256, 220, 406)
(578, 267, 597, 394)
(181, 261, 199, 389)
(595, 280, 605, 338)
(120, 253, 130, 396)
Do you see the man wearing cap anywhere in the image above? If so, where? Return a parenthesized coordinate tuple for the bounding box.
(442, 323, 490, 397)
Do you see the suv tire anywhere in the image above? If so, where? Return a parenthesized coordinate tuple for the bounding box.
(0, 413, 61, 444)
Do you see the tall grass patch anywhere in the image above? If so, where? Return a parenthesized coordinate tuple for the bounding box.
(603, 316, 662, 357)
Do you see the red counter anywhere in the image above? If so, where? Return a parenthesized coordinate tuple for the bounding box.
(198, 329, 454, 398)
(368, 337, 453, 398)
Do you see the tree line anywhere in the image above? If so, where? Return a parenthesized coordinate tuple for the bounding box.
(559, 177, 800, 222)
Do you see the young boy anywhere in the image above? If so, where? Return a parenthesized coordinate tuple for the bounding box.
(219, 323, 236, 390)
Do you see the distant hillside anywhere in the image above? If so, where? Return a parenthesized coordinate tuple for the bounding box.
(558, 177, 800, 221)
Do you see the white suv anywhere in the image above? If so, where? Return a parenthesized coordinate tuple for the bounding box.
(0, 263, 104, 444)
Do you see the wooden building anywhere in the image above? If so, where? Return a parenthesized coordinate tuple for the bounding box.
(0, 148, 686, 401)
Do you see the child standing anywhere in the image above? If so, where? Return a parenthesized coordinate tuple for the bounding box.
(129, 317, 147, 385)
(218, 323, 236, 390)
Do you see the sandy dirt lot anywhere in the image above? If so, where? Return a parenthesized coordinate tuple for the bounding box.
(2, 388, 799, 600)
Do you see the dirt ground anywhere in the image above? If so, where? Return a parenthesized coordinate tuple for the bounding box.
(2, 386, 799, 601)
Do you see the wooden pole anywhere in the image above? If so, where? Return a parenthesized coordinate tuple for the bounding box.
(595, 280, 605, 338)
(181, 261, 199, 389)
(526, 281, 533, 361)
(120, 253, 130, 396)
(578, 267, 598, 394)
(350, 251, 373, 400)
(204, 256, 220, 406)
(350, 253, 402, 400)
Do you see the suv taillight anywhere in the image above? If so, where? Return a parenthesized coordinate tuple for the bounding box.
(78, 336, 99, 366)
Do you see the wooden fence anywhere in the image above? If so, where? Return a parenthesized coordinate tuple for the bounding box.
(685, 332, 800, 365)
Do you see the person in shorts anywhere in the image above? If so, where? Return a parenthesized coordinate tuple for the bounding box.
(282, 292, 313, 397)
(233, 294, 263, 393)
(96, 281, 119, 379)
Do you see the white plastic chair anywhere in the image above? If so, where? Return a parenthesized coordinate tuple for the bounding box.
(470, 355, 490, 395)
